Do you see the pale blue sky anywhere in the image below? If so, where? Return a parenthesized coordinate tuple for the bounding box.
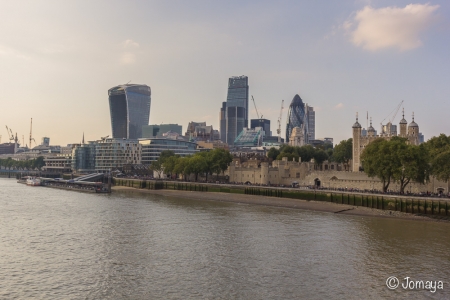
(0, 0, 448, 146)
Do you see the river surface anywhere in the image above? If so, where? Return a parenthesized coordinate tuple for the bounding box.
(1, 178, 449, 299)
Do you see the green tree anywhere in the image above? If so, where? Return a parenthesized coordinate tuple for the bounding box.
(174, 156, 190, 181)
(425, 134, 450, 181)
(195, 151, 214, 181)
(163, 155, 179, 178)
(150, 160, 164, 178)
(159, 150, 176, 163)
(276, 152, 299, 162)
(279, 144, 295, 154)
(210, 148, 233, 180)
(185, 155, 208, 181)
(333, 138, 352, 171)
(361, 137, 429, 193)
(313, 149, 328, 166)
(326, 148, 334, 162)
(295, 145, 315, 162)
(267, 147, 280, 161)
(361, 138, 395, 192)
(32, 156, 45, 171)
(394, 143, 430, 193)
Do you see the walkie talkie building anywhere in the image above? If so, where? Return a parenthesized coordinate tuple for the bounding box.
(108, 84, 151, 139)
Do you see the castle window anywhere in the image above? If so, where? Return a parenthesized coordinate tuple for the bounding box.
(296, 173, 300, 178)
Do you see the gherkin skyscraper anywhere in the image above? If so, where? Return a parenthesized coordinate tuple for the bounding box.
(285, 94, 309, 143)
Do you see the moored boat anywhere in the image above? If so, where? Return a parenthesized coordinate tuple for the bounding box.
(26, 177, 41, 186)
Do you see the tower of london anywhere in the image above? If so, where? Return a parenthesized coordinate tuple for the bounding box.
(352, 110, 420, 172)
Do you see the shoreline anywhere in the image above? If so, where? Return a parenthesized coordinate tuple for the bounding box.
(112, 186, 449, 223)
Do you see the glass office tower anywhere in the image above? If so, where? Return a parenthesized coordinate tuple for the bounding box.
(307, 106, 315, 140)
(108, 84, 151, 139)
(250, 119, 271, 136)
(224, 76, 249, 145)
(286, 94, 309, 143)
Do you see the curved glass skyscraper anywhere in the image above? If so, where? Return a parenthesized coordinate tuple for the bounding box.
(108, 84, 151, 139)
(286, 94, 308, 143)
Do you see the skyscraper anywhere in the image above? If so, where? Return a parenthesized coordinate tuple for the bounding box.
(307, 106, 315, 140)
(250, 119, 271, 136)
(285, 94, 309, 144)
(220, 102, 226, 143)
(221, 76, 249, 145)
(108, 84, 151, 139)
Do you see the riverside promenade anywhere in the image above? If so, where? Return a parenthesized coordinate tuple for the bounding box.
(113, 179, 450, 222)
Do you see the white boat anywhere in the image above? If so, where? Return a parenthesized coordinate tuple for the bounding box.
(26, 177, 41, 186)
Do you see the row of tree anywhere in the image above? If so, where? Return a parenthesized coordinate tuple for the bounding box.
(361, 134, 450, 193)
(150, 148, 233, 181)
(0, 157, 46, 171)
(267, 144, 332, 166)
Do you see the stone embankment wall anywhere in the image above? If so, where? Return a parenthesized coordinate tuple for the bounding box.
(113, 179, 450, 218)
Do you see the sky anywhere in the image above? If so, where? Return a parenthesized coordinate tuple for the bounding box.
(0, 0, 449, 146)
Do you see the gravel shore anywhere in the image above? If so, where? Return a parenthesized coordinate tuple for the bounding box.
(112, 186, 449, 223)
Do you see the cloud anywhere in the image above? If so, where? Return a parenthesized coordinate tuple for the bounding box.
(334, 103, 344, 110)
(120, 52, 136, 64)
(345, 4, 439, 51)
(120, 39, 139, 64)
(122, 39, 139, 49)
(0, 45, 31, 60)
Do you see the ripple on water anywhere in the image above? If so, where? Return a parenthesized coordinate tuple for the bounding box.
(1, 179, 450, 299)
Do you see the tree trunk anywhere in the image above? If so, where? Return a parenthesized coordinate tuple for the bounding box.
(383, 179, 390, 193)
(400, 178, 410, 194)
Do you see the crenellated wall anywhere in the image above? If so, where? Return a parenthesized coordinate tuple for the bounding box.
(227, 158, 449, 193)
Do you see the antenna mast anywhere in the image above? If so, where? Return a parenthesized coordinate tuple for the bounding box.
(29, 118, 33, 149)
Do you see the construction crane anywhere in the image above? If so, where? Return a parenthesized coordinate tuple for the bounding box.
(251, 95, 263, 119)
(277, 99, 284, 143)
(5, 126, 14, 142)
(101, 135, 110, 140)
(380, 100, 404, 134)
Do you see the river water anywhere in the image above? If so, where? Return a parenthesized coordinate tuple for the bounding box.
(1, 178, 449, 299)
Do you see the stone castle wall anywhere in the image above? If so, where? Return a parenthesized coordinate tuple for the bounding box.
(227, 158, 449, 193)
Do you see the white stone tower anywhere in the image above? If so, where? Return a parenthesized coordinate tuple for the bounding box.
(352, 113, 362, 172)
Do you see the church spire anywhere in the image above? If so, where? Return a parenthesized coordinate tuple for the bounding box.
(82, 132, 85, 144)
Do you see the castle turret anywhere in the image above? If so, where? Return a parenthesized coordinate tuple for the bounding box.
(408, 112, 419, 145)
(260, 162, 269, 185)
(352, 113, 362, 172)
(399, 108, 407, 137)
(367, 117, 376, 137)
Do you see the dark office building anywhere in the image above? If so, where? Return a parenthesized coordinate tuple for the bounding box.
(220, 102, 226, 143)
(221, 76, 249, 145)
(142, 124, 182, 138)
(250, 119, 271, 136)
(108, 84, 151, 139)
(0, 143, 15, 154)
